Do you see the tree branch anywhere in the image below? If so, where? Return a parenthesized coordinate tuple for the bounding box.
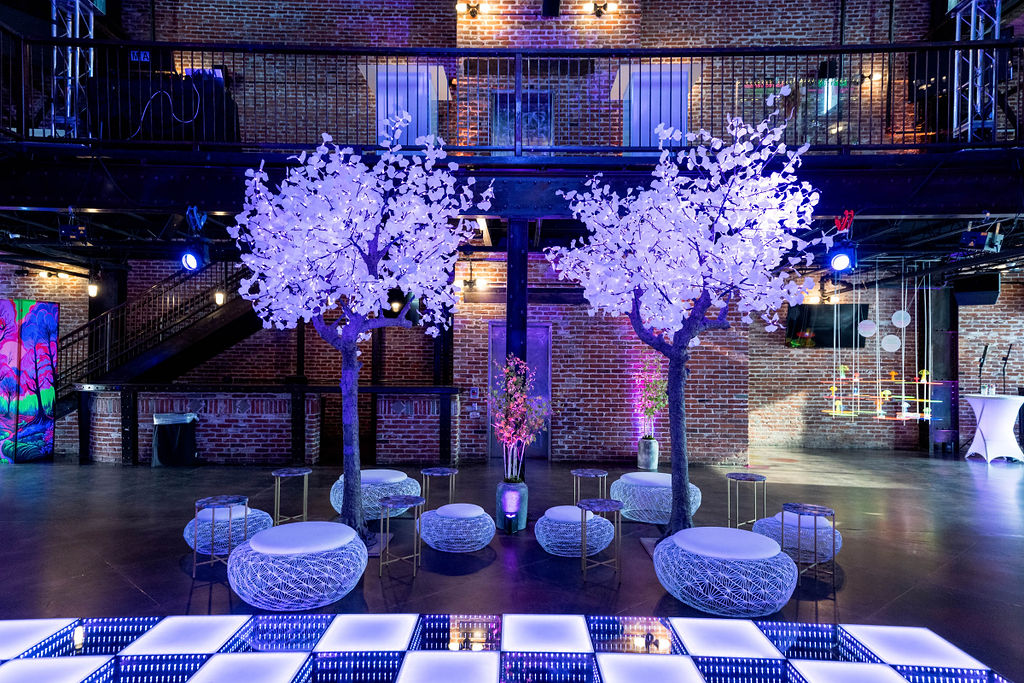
(629, 290, 673, 356)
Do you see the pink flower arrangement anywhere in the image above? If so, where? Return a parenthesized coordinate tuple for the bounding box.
(490, 354, 550, 482)
(635, 352, 668, 439)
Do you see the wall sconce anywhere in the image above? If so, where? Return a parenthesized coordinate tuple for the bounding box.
(456, 2, 489, 17)
(463, 261, 486, 291)
(214, 291, 225, 306)
(87, 282, 99, 298)
(583, 1, 616, 16)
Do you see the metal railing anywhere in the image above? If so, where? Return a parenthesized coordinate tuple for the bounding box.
(56, 260, 244, 400)
(1, 28, 1022, 153)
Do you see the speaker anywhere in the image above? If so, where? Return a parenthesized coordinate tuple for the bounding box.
(542, 0, 560, 16)
(953, 273, 1001, 306)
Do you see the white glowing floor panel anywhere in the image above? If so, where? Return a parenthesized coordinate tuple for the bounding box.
(669, 618, 784, 659)
(596, 653, 705, 683)
(840, 624, 989, 670)
(501, 614, 593, 653)
(0, 619, 77, 661)
(189, 652, 309, 683)
(396, 651, 500, 683)
(790, 659, 913, 683)
(119, 615, 251, 656)
(313, 614, 419, 652)
(0, 655, 113, 683)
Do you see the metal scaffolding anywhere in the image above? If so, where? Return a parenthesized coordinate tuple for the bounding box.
(50, 0, 99, 138)
(951, 0, 1003, 140)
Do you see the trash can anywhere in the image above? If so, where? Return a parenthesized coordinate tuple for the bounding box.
(152, 413, 198, 466)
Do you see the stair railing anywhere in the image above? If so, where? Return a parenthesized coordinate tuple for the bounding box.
(57, 261, 247, 400)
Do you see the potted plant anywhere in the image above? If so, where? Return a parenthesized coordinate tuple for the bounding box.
(635, 352, 668, 470)
(490, 353, 550, 533)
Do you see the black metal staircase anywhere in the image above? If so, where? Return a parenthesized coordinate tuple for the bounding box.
(55, 261, 260, 418)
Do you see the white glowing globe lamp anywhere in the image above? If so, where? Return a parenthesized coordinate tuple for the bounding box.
(891, 310, 911, 329)
(881, 334, 902, 353)
(857, 320, 877, 338)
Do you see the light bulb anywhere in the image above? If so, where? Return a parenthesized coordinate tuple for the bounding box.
(214, 291, 225, 306)
(38, 271, 50, 279)
(87, 283, 99, 297)
(57, 271, 69, 279)
(390, 300, 403, 312)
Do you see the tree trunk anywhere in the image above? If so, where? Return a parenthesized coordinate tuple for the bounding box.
(339, 336, 367, 539)
(667, 349, 694, 533)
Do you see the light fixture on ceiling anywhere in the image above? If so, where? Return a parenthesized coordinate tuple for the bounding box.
(828, 244, 856, 273)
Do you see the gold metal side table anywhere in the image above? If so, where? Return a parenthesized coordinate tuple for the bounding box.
(271, 466, 312, 525)
(379, 494, 426, 577)
(726, 472, 767, 528)
(578, 497, 622, 581)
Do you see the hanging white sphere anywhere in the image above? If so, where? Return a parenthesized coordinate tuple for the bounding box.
(891, 310, 911, 329)
(881, 334, 902, 353)
(857, 320, 877, 337)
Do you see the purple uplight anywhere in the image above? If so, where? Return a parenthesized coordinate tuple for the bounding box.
(501, 489, 521, 514)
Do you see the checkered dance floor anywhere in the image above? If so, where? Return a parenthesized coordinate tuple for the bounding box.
(0, 613, 1011, 682)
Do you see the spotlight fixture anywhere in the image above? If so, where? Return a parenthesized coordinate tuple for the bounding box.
(827, 244, 856, 273)
(87, 282, 99, 298)
(456, 1, 488, 16)
(57, 271, 69, 279)
(583, 0, 616, 15)
(38, 270, 50, 279)
(214, 291, 225, 306)
(181, 251, 200, 271)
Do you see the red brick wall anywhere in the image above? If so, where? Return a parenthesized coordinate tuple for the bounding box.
(122, 0, 456, 46)
(957, 272, 1024, 446)
(87, 391, 321, 465)
(748, 275, 920, 450)
(376, 394, 461, 464)
(452, 255, 749, 465)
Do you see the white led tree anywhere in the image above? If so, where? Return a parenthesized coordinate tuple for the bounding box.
(230, 114, 492, 537)
(547, 90, 821, 532)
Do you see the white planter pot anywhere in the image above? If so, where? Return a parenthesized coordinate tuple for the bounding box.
(637, 438, 659, 471)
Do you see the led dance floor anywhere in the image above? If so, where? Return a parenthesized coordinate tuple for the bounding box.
(0, 613, 1010, 682)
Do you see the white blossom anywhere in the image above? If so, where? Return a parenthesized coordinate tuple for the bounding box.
(547, 100, 820, 346)
(229, 113, 493, 339)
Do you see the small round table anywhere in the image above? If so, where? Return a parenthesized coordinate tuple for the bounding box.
(379, 494, 426, 578)
(726, 472, 767, 529)
(193, 494, 249, 578)
(571, 468, 608, 504)
(271, 466, 312, 525)
(421, 466, 458, 508)
(782, 502, 837, 588)
(578, 498, 622, 580)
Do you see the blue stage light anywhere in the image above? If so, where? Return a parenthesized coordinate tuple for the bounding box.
(828, 246, 856, 273)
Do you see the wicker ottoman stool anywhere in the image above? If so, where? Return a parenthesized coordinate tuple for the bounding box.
(227, 521, 368, 611)
(419, 503, 496, 553)
(184, 504, 273, 555)
(329, 469, 421, 518)
(653, 526, 798, 618)
(535, 505, 614, 557)
(752, 510, 843, 563)
(610, 472, 701, 524)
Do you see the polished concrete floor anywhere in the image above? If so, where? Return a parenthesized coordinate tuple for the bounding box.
(0, 448, 1022, 679)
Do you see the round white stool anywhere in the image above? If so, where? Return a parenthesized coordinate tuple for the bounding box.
(419, 503, 496, 553)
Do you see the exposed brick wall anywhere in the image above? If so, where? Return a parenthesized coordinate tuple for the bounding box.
(748, 274, 920, 450)
(452, 254, 748, 465)
(376, 394, 461, 464)
(957, 272, 1024, 447)
(87, 391, 321, 465)
(122, 0, 456, 46)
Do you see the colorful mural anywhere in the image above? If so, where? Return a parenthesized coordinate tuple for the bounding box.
(0, 299, 59, 463)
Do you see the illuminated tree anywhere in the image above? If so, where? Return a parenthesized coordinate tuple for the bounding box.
(548, 89, 821, 532)
(231, 115, 492, 537)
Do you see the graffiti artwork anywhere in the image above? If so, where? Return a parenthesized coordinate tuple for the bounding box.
(0, 299, 59, 463)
